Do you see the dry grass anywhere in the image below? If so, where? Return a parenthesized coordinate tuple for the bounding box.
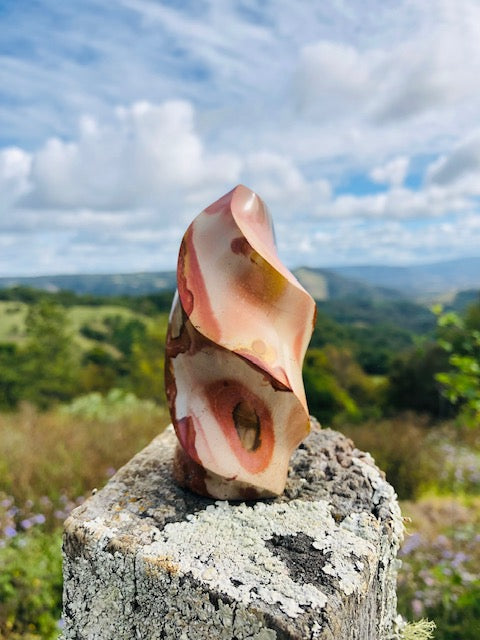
(0, 402, 170, 508)
(401, 494, 480, 541)
(340, 414, 437, 499)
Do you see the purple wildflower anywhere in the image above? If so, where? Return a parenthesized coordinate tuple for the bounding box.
(32, 513, 46, 525)
(411, 599, 424, 617)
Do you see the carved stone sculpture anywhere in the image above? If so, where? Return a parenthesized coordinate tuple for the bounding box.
(165, 185, 316, 499)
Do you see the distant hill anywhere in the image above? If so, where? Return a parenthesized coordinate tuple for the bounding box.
(0, 272, 177, 296)
(0, 268, 401, 303)
(0, 256, 478, 301)
(293, 267, 402, 301)
(331, 257, 480, 298)
(449, 289, 480, 311)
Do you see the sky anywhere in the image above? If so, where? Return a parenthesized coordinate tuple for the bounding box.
(1, 0, 480, 276)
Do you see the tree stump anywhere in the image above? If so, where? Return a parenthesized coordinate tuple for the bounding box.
(62, 420, 404, 639)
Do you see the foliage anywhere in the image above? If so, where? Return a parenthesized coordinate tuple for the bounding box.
(426, 429, 480, 495)
(398, 497, 480, 640)
(316, 298, 435, 335)
(0, 286, 443, 414)
(62, 388, 161, 423)
(0, 399, 171, 637)
(103, 314, 147, 356)
(0, 344, 25, 410)
(341, 415, 437, 499)
(79, 347, 121, 393)
(304, 348, 358, 423)
(387, 343, 453, 418)
(302, 346, 381, 424)
(435, 305, 480, 427)
(311, 300, 433, 375)
(129, 324, 167, 404)
(0, 529, 63, 639)
(8, 300, 80, 410)
(0, 285, 174, 315)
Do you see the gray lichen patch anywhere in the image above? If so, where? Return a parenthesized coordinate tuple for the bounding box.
(142, 501, 335, 617)
(62, 423, 404, 640)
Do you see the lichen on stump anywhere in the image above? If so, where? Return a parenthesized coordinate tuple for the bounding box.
(62, 419, 404, 640)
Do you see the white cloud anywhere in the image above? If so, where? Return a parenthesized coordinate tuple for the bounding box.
(312, 184, 470, 222)
(426, 131, 480, 189)
(296, 1, 480, 127)
(296, 42, 372, 119)
(370, 157, 409, 188)
(2, 0, 480, 274)
(4, 100, 335, 232)
(27, 100, 241, 211)
(290, 0, 480, 169)
(1, 93, 479, 274)
(276, 213, 480, 268)
(0, 147, 32, 213)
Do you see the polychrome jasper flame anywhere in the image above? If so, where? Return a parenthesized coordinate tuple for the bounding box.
(165, 184, 316, 499)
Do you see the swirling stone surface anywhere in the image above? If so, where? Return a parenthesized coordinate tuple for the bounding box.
(165, 185, 316, 499)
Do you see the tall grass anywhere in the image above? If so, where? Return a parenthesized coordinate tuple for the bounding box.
(340, 414, 438, 499)
(0, 395, 169, 512)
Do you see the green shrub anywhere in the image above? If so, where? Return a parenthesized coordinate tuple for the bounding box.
(61, 388, 162, 422)
(0, 529, 63, 639)
(303, 346, 382, 425)
(398, 497, 480, 640)
(21, 299, 80, 409)
(386, 343, 453, 418)
(435, 306, 480, 428)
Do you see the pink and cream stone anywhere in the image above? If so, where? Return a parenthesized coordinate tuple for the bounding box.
(165, 185, 316, 499)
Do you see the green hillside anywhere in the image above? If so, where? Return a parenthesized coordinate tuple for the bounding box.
(0, 285, 449, 420)
(0, 300, 155, 348)
(294, 267, 402, 301)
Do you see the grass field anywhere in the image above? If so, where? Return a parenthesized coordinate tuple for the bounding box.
(0, 300, 169, 351)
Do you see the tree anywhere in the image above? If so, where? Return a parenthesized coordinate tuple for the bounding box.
(303, 348, 360, 424)
(129, 324, 166, 404)
(0, 343, 24, 409)
(22, 299, 79, 408)
(386, 343, 453, 418)
(435, 305, 480, 427)
(79, 347, 120, 394)
(103, 315, 147, 357)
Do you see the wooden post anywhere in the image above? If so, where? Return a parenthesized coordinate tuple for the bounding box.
(62, 420, 404, 639)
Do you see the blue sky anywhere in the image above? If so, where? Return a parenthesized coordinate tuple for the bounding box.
(1, 0, 480, 275)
